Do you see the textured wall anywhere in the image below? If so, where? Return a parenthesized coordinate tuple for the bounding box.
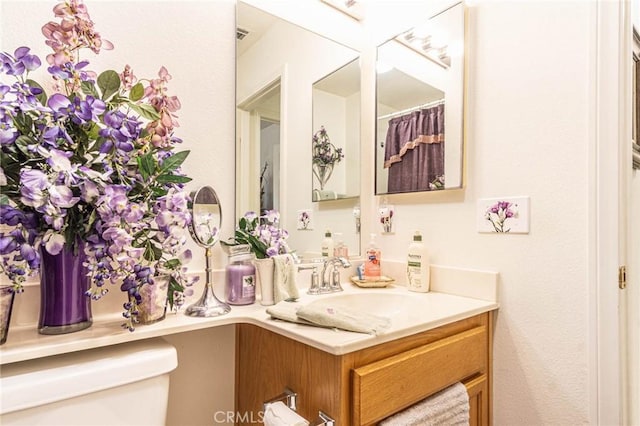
(361, 1, 593, 424)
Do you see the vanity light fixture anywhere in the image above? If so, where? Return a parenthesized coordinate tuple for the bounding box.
(397, 28, 450, 69)
(321, 0, 365, 21)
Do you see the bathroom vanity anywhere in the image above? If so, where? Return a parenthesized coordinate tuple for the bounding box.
(235, 264, 498, 425)
(237, 312, 492, 425)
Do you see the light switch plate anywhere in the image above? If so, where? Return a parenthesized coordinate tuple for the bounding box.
(297, 209, 313, 230)
(477, 196, 530, 234)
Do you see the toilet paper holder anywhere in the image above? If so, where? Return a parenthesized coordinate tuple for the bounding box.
(263, 387, 336, 426)
(263, 387, 298, 412)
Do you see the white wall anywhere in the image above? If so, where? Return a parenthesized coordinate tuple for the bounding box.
(364, 1, 593, 423)
(1, 1, 237, 424)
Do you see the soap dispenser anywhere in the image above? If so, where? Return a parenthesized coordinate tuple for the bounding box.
(364, 233, 381, 279)
(407, 230, 430, 292)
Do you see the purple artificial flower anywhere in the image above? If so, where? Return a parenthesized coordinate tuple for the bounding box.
(0, 204, 26, 226)
(266, 246, 278, 257)
(47, 60, 90, 80)
(0, 47, 41, 76)
(0, 235, 18, 255)
(48, 185, 79, 208)
(19, 169, 48, 207)
(43, 231, 65, 255)
(79, 180, 99, 202)
(68, 95, 105, 125)
(47, 93, 71, 116)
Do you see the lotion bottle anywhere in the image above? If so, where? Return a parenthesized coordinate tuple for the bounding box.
(321, 230, 334, 258)
(364, 233, 381, 279)
(407, 230, 430, 292)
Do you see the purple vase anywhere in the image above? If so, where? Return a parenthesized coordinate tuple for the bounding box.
(38, 244, 92, 335)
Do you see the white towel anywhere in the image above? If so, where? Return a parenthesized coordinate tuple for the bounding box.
(266, 302, 317, 327)
(296, 304, 391, 335)
(273, 254, 300, 303)
(263, 401, 309, 426)
(266, 301, 391, 335)
(379, 382, 470, 426)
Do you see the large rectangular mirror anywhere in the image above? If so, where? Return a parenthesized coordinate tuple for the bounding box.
(312, 58, 361, 202)
(375, 2, 465, 195)
(236, 1, 361, 258)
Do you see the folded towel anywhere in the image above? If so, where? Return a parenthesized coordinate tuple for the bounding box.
(296, 304, 391, 335)
(263, 401, 309, 426)
(266, 301, 391, 335)
(379, 382, 470, 426)
(272, 254, 300, 303)
(266, 302, 317, 326)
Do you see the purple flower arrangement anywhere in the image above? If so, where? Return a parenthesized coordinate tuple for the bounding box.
(0, 0, 195, 330)
(227, 211, 291, 259)
(312, 126, 344, 167)
(485, 201, 517, 233)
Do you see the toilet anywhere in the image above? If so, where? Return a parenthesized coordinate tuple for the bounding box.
(0, 338, 177, 425)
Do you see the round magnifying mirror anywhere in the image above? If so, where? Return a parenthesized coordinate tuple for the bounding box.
(190, 186, 222, 248)
(185, 186, 231, 317)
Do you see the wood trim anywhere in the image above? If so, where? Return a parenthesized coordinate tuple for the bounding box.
(352, 325, 487, 425)
(465, 374, 488, 426)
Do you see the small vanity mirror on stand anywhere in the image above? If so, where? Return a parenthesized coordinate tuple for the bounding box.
(185, 186, 231, 317)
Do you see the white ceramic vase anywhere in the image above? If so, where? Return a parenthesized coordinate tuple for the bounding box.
(253, 258, 275, 306)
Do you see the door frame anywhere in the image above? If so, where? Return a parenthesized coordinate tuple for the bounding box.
(591, 0, 632, 424)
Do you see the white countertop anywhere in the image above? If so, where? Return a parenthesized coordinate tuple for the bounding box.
(0, 265, 499, 365)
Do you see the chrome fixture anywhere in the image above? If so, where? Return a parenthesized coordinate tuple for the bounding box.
(321, 257, 351, 293)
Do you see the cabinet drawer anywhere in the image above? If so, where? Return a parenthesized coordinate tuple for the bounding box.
(352, 325, 487, 425)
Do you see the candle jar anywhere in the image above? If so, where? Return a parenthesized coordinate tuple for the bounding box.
(225, 245, 256, 305)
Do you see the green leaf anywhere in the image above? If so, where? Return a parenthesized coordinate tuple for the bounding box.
(129, 103, 161, 121)
(80, 80, 100, 99)
(0, 194, 9, 205)
(14, 135, 32, 155)
(164, 259, 181, 269)
(167, 277, 185, 311)
(97, 70, 121, 100)
(155, 174, 192, 184)
(129, 83, 144, 102)
(136, 153, 156, 180)
(86, 123, 100, 141)
(160, 150, 190, 173)
(26, 79, 47, 105)
(13, 113, 33, 134)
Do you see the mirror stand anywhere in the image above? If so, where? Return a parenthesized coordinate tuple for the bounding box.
(186, 185, 230, 317)
(185, 247, 231, 317)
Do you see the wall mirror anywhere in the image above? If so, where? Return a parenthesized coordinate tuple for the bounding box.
(375, 2, 465, 195)
(236, 1, 361, 258)
(312, 58, 361, 202)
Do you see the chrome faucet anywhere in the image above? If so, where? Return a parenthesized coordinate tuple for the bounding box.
(321, 257, 351, 293)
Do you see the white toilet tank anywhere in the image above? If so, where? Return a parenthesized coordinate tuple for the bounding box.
(0, 338, 178, 426)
